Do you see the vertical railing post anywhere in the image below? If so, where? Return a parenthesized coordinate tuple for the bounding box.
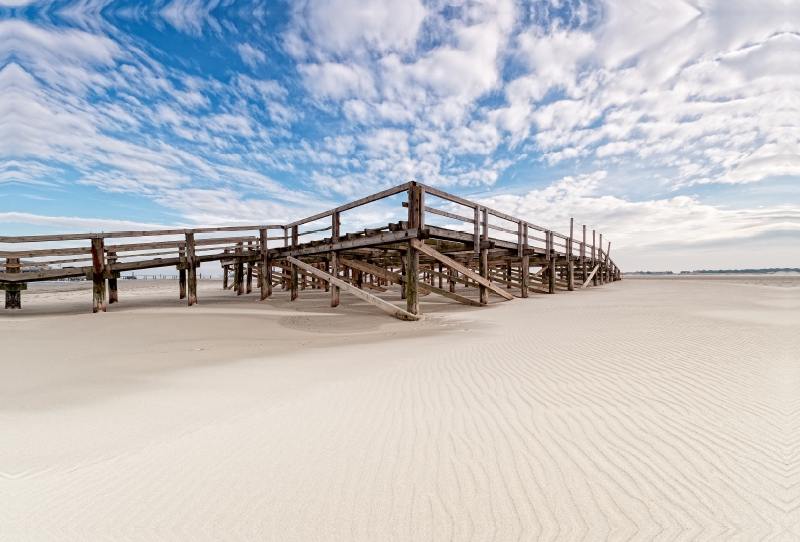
(331, 212, 340, 307)
(179, 245, 187, 299)
(246, 241, 253, 294)
(548, 231, 556, 294)
(592, 230, 598, 286)
(479, 207, 489, 305)
(91, 237, 106, 313)
(290, 226, 298, 301)
(260, 228, 271, 300)
(236, 242, 244, 296)
(521, 224, 529, 298)
(406, 184, 421, 315)
(107, 251, 119, 303)
(598, 234, 604, 285)
(185, 232, 197, 305)
(4, 258, 22, 309)
(567, 219, 575, 291)
(473, 205, 480, 253)
(581, 225, 587, 284)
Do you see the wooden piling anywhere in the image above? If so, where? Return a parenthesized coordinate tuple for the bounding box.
(291, 225, 299, 301)
(592, 230, 598, 286)
(331, 212, 340, 307)
(185, 232, 197, 305)
(259, 229, 271, 300)
(4, 258, 21, 309)
(107, 251, 119, 303)
(406, 242, 419, 315)
(521, 254, 529, 298)
(91, 237, 106, 312)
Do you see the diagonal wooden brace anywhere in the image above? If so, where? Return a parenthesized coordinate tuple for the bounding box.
(409, 239, 515, 301)
(287, 256, 418, 321)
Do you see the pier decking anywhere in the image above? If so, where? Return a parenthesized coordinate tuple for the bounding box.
(0, 182, 620, 318)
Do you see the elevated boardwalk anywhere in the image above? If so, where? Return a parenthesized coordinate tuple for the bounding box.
(0, 182, 620, 318)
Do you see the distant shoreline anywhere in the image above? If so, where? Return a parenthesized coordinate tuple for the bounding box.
(626, 268, 800, 276)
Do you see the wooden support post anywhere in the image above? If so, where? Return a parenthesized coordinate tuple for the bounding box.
(598, 233, 604, 285)
(449, 268, 456, 293)
(438, 263, 443, 289)
(291, 226, 298, 301)
(567, 220, 574, 291)
(592, 230, 598, 286)
(506, 264, 512, 289)
(521, 254, 529, 298)
(91, 237, 106, 313)
(107, 251, 119, 303)
(331, 212, 340, 307)
(547, 231, 556, 294)
(473, 205, 480, 253)
(605, 242, 611, 284)
(4, 258, 22, 309)
(260, 228, 272, 300)
(178, 246, 187, 299)
(185, 233, 197, 305)
(236, 262, 245, 295)
(246, 262, 253, 294)
(581, 225, 587, 283)
(479, 206, 489, 304)
(406, 242, 419, 315)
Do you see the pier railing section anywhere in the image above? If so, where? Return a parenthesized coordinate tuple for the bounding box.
(0, 182, 620, 317)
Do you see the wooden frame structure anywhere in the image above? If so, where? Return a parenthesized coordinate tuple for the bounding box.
(0, 182, 621, 318)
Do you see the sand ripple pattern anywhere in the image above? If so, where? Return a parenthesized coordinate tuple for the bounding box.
(3, 279, 799, 540)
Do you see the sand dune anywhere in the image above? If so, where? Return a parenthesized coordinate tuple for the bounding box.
(2, 277, 799, 540)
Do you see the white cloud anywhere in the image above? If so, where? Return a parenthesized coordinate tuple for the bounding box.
(285, 0, 426, 58)
(237, 43, 265, 69)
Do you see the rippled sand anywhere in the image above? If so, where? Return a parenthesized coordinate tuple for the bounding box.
(2, 276, 798, 540)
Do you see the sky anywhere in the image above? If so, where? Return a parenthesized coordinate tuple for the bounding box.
(0, 0, 798, 271)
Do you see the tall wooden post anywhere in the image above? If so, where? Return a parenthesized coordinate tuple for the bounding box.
(548, 231, 556, 294)
(598, 234, 604, 285)
(107, 251, 119, 303)
(290, 225, 298, 301)
(567, 219, 575, 291)
(185, 232, 197, 305)
(521, 254, 529, 298)
(605, 242, 611, 283)
(592, 230, 598, 286)
(406, 184, 422, 315)
(179, 246, 187, 299)
(330, 212, 340, 307)
(479, 207, 489, 305)
(4, 258, 22, 309)
(246, 241, 253, 294)
(260, 228, 271, 300)
(449, 268, 456, 293)
(581, 225, 587, 283)
(91, 237, 106, 313)
(400, 253, 407, 299)
(521, 224, 529, 298)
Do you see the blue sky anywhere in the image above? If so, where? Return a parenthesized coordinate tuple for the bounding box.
(1, 0, 798, 271)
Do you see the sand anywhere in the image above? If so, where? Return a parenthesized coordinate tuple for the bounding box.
(2, 276, 799, 540)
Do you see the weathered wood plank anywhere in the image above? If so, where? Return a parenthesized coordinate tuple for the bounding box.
(340, 258, 481, 307)
(287, 257, 418, 321)
(410, 239, 515, 301)
(581, 264, 601, 289)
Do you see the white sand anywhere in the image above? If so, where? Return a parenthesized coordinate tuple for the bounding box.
(2, 276, 799, 540)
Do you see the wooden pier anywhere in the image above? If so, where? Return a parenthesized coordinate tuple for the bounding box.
(0, 182, 620, 318)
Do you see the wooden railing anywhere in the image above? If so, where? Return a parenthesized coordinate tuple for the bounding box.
(1, 182, 619, 313)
